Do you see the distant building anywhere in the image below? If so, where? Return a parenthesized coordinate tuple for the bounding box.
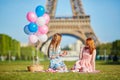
(69, 40, 83, 51)
(74, 40, 84, 53)
(20, 43, 29, 47)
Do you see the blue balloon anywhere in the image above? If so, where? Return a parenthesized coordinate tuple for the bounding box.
(35, 5, 45, 17)
(24, 25, 34, 35)
(28, 22, 38, 32)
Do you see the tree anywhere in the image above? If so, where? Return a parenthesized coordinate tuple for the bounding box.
(0, 34, 21, 60)
(61, 46, 71, 50)
(111, 40, 120, 56)
(11, 39, 21, 60)
(0, 34, 10, 56)
(96, 42, 112, 55)
(21, 46, 36, 60)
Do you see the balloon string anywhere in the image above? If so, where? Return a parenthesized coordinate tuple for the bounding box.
(36, 41, 41, 50)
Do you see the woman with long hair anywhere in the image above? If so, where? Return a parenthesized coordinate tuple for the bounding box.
(47, 33, 68, 72)
(71, 38, 98, 72)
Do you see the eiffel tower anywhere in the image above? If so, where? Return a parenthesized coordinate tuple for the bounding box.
(46, 0, 99, 43)
(38, 0, 99, 53)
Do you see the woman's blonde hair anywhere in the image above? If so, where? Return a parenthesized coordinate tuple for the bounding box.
(50, 33, 62, 50)
(86, 38, 96, 54)
(48, 33, 62, 57)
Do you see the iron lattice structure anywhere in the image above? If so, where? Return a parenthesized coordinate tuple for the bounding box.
(45, 0, 99, 45)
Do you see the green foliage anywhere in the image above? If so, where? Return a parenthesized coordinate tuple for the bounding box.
(21, 46, 35, 60)
(0, 34, 13, 56)
(96, 42, 112, 55)
(11, 39, 20, 57)
(0, 34, 45, 61)
(36, 50, 45, 59)
(0, 34, 21, 60)
(20, 46, 45, 60)
(62, 46, 71, 50)
(111, 40, 120, 56)
(97, 40, 120, 57)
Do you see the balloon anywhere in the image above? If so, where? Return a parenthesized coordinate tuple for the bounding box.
(38, 34, 48, 42)
(24, 25, 34, 35)
(28, 22, 38, 32)
(35, 29, 43, 36)
(43, 13, 50, 24)
(26, 12, 37, 22)
(35, 5, 45, 17)
(36, 17, 46, 26)
(37, 25, 48, 34)
(29, 35, 38, 43)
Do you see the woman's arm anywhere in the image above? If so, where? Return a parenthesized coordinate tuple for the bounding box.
(90, 49, 96, 71)
(59, 51, 67, 57)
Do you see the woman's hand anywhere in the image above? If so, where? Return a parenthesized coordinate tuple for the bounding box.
(60, 51, 67, 57)
(63, 51, 67, 55)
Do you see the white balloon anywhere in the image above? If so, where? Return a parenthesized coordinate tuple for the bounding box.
(36, 17, 46, 26)
(38, 34, 48, 42)
(29, 34, 38, 43)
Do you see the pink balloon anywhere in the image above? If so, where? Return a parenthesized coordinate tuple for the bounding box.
(37, 25, 48, 34)
(43, 13, 50, 24)
(29, 35, 38, 43)
(26, 12, 37, 22)
(34, 31, 43, 36)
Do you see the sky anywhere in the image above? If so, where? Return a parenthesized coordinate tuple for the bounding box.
(0, 0, 120, 47)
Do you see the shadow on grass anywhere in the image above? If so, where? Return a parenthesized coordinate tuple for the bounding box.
(13, 70, 28, 72)
(100, 61, 120, 65)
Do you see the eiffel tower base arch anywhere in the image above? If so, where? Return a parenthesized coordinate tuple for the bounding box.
(36, 0, 100, 55)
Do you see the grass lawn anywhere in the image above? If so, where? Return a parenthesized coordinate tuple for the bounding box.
(0, 60, 120, 80)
